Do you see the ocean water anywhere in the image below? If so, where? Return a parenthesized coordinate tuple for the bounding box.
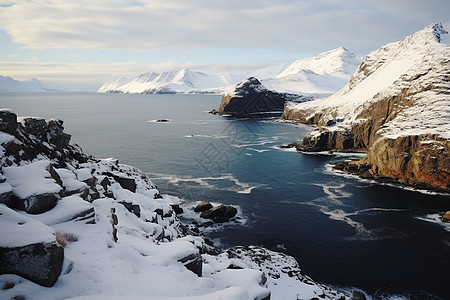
(2, 92, 449, 298)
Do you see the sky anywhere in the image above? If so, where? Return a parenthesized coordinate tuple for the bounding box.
(0, 0, 449, 91)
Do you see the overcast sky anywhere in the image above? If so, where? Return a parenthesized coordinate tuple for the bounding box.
(0, 0, 449, 90)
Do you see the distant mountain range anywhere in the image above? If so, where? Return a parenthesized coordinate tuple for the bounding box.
(0, 76, 65, 92)
(98, 47, 362, 96)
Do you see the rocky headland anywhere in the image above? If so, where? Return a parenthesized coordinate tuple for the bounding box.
(211, 77, 313, 116)
(282, 23, 450, 192)
(0, 109, 358, 299)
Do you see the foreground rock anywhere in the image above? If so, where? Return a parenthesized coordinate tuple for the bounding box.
(0, 205, 64, 287)
(282, 23, 450, 191)
(212, 77, 311, 116)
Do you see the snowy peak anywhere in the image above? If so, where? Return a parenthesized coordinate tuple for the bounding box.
(343, 22, 449, 95)
(97, 48, 362, 95)
(276, 47, 361, 78)
(0, 76, 65, 92)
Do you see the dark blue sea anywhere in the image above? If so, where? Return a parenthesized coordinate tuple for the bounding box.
(2, 92, 449, 299)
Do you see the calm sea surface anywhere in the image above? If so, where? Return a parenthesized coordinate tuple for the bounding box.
(1, 92, 449, 298)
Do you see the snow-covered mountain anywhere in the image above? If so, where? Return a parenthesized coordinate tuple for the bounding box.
(263, 47, 361, 94)
(283, 23, 450, 191)
(0, 76, 64, 92)
(97, 48, 362, 95)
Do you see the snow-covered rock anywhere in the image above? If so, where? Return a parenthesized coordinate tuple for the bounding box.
(0, 110, 352, 299)
(0, 204, 64, 287)
(98, 48, 361, 96)
(0, 76, 64, 93)
(283, 23, 450, 191)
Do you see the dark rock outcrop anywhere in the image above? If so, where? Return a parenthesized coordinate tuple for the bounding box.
(0, 242, 64, 287)
(0, 110, 18, 134)
(177, 252, 203, 277)
(194, 201, 213, 212)
(441, 211, 450, 223)
(214, 77, 307, 116)
(200, 205, 237, 223)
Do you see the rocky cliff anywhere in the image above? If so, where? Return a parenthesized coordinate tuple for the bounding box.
(282, 23, 450, 191)
(0, 110, 353, 299)
(212, 77, 312, 116)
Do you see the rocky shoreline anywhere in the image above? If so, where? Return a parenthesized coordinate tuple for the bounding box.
(0, 110, 363, 300)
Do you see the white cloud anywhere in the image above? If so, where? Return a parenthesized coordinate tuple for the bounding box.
(1, 0, 449, 54)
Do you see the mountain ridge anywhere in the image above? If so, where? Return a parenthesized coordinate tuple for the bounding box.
(97, 47, 361, 95)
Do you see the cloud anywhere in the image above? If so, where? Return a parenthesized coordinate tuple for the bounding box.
(1, 0, 449, 55)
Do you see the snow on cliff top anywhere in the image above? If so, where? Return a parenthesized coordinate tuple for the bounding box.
(287, 23, 450, 139)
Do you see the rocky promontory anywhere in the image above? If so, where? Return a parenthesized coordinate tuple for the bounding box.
(282, 23, 450, 191)
(0, 110, 354, 299)
(211, 77, 311, 116)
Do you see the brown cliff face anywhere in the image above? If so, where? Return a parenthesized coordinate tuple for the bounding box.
(282, 23, 450, 191)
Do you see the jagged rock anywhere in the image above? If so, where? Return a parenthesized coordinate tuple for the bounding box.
(21, 117, 48, 139)
(177, 252, 202, 277)
(200, 205, 237, 223)
(0, 205, 64, 287)
(216, 77, 305, 116)
(441, 211, 450, 223)
(0, 110, 18, 134)
(352, 290, 367, 300)
(119, 201, 141, 218)
(3, 161, 64, 214)
(118, 177, 136, 193)
(0, 242, 64, 287)
(46, 119, 64, 141)
(170, 204, 183, 214)
(194, 201, 213, 212)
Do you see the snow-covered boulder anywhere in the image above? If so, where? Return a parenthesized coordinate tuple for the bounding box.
(3, 161, 63, 214)
(0, 204, 64, 287)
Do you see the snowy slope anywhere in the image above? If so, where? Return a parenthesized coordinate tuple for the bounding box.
(284, 23, 450, 140)
(262, 47, 361, 94)
(98, 48, 361, 95)
(0, 76, 64, 92)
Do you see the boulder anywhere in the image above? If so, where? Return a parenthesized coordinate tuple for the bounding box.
(17, 193, 61, 214)
(0, 205, 64, 287)
(0, 179, 14, 208)
(46, 119, 64, 142)
(119, 201, 141, 218)
(0, 242, 64, 287)
(194, 201, 213, 212)
(21, 117, 48, 139)
(352, 290, 367, 300)
(0, 110, 18, 134)
(118, 177, 137, 193)
(170, 204, 183, 214)
(177, 252, 202, 277)
(3, 161, 64, 214)
(200, 205, 238, 222)
(441, 211, 450, 223)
